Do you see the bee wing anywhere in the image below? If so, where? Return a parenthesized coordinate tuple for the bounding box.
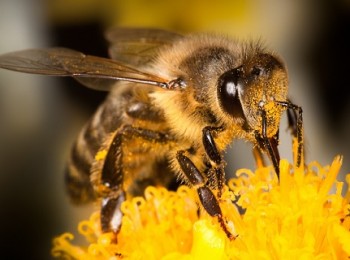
(0, 48, 168, 91)
(106, 28, 183, 66)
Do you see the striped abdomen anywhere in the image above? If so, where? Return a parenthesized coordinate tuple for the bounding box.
(65, 91, 128, 204)
(64, 85, 173, 204)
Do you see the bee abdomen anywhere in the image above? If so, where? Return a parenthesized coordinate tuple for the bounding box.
(65, 109, 107, 203)
(65, 139, 97, 204)
(65, 95, 125, 204)
(65, 166, 96, 204)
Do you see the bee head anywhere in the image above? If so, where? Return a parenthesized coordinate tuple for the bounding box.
(217, 53, 288, 137)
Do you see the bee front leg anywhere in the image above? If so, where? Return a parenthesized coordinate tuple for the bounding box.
(94, 125, 170, 233)
(255, 110, 281, 178)
(286, 102, 304, 167)
(276, 100, 304, 167)
(176, 150, 234, 240)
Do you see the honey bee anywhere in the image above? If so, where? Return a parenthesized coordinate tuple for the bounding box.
(0, 28, 303, 239)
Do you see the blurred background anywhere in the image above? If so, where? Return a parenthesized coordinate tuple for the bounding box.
(0, 0, 349, 259)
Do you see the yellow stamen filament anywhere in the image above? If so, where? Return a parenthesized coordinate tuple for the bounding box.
(52, 146, 350, 259)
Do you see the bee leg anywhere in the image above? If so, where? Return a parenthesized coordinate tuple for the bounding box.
(98, 125, 170, 233)
(99, 131, 125, 233)
(287, 103, 304, 167)
(100, 192, 126, 233)
(255, 110, 281, 178)
(287, 105, 298, 137)
(202, 126, 225, 197)
(276, 101, 304, 167)
(176, 151, 234, 240)
(253, 127, 280, 169)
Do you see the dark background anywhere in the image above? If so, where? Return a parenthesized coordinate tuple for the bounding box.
(0, 1, 349, 259)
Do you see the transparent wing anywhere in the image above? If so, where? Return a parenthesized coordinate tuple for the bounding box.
(106, 28, 183, 66)
(0, 48, 168, 91)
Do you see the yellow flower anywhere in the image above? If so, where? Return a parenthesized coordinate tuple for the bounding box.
(52, 146, 350, 259)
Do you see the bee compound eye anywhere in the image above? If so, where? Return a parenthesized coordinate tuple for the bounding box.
(217, 68, 245, 119)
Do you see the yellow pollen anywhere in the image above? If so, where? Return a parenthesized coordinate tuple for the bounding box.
(52, 141, 350, 259)
(95, 150, 107, 161)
